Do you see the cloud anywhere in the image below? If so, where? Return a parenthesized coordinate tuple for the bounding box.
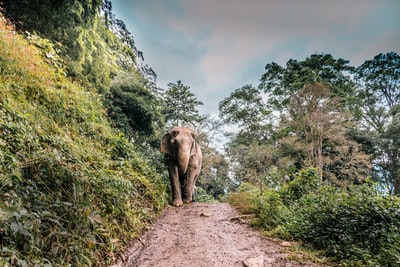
(159, 0, 391, 85)
(112, 0, 400, 116)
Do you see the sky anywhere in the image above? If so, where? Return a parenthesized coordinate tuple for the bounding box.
(112, 0, 400, 117)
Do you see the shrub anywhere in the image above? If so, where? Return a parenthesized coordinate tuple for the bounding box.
(194, 187, 218, 203)
(229, 183, 292, 236)
(228, 183, 260, 214)
(288, 185, 400, 266)
(229, 167, 400, 266)
(279, 167, 320, 205)
(256, 189, 292, 232)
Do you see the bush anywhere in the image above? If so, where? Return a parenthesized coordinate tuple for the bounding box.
(228, 183, 260, 214)
(229, 168, 400, 266)
(255, 168, 318, 235)
(279, 167, 320, 205)
(228, 183, 292, 235)
(257, 189, 292, 232)
(194, 187, 218, 203)
(288, 185, 400, 266)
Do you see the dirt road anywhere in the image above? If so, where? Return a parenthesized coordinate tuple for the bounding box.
(114, 203, 328, 267)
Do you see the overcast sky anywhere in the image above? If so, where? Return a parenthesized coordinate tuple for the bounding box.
(112, 0, 400, 117)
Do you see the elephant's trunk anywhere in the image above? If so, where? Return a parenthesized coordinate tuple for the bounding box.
(177, 148, 190, 175)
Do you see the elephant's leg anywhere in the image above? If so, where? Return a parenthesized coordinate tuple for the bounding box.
(186, 156, 202, 203)
(182, 179, 193, 204)
(182, 163, 199, 204)
(192, 174, 199, 200)
(168, 160, 183, 206)
(183, 174, 199, 203)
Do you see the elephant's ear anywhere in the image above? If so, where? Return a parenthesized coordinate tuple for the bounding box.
(160, 133, 171, 155)
(171, 128, 179, 137)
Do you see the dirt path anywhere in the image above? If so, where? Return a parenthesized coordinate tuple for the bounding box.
(113, 203, 329, 267)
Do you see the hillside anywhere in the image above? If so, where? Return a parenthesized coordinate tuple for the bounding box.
(0, 14, 167, 266)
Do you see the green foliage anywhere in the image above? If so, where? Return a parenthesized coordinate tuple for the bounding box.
(226, 142, 274, 186)
(354, 52, 400, 194)
(163, 80, 204, 129)
(256, 189, 291, 232)
(259, 54, 355, 111)
(289, 186, 400, 266)
(279, 168, 320, 205)
(1, 0, 162, 148)
(222, 83, 370, 188)
(105, 79, 164, 146)
(229, 168, 400, 266)
(219, 56, 369, 188)
(219, 84, 270, 137)
(193, 187, 218, 203)
(2, 0, 115, 90)
(224, 51, 400, 265)
(228, 183, 260, 215)
(0, 17, 167, 266)
(197, 145, 230, 199)
(194, 116, 232, 201)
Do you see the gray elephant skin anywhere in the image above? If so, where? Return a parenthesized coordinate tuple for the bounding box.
(160, 127, 202, 206)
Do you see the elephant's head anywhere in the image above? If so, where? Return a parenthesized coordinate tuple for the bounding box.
(161, 127, 198, 175)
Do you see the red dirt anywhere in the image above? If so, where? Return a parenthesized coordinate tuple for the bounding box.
(113, 203, 331, 267)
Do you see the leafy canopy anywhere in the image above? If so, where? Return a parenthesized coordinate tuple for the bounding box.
(353, 52, 400, 194)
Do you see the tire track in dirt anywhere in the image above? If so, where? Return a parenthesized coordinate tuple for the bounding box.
(113, 203, 329, 267)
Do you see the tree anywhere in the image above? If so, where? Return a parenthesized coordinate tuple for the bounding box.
(192, 115, 232, 198)
(163, 80, 204, 129)
(219, 55, 358, 189)
(354, 52, 400, 194)
(259, 54, 355, 112)
(283, 83, 336, 177)
(105, 79, 164, 147)
(227, 141, 282, 187)
(219, 84, 271, 144)
(197, 146, 230, 198)
(218, 84, 276, 187)
(280, 83, 370, 185)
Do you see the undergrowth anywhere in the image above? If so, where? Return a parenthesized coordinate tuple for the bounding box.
(229, 168, 400, 266)
(0, 16, 167, 266)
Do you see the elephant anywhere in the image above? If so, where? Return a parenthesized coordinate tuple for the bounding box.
(160, 127, 202, 206)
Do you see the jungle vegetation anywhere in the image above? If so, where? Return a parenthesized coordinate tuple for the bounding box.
(0, 0, 399, 266)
